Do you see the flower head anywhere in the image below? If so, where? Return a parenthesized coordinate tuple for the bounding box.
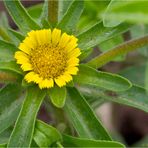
(15, 28, 81, 89)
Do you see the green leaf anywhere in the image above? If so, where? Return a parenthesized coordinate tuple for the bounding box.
(8, 29, 25, 46)
(119, 64, 146, 87)
(34, 120, 62, 147)
(0, 143, 7, 148)
(74, 64, 132, 92)
(0, 84, 22, 134)
(7, 86, 46, 147)
(4, 0, 40, 33)
(108, 85, 148, 113)
(27, 3, 42, 23)
(57, 0, 84, 33)
(40, 0, 48, 24)
(79, 85, 148, 113)
(34, 129, 49, 147)
(103, 0, 148, 27)
(0, 40, 17, 62)
(0, 84, 22, 113)
(58, 0, 73, 22)
(63, 134, 124, 148)
(87, 35, 148, 69)
(99, 35, 125, 62)
(0, 12, 9, 28)
(77, 22, 131, 50)
(0, 61, 23, 75)
(0, 27, 11, 42)
(0, 128, 11, 144)
(49, 86, 66, 108)
(0, 99, 22, 134)
(0, 12, 10, 41)
(79, 48, 93, 61)
(130, 25, 148, 57)
(64, 87, 111, 140)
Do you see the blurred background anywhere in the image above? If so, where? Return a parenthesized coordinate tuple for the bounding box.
(0, 0, 148, 147)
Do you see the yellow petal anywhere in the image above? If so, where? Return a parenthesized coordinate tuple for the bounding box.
(67, 58, 79, 67)
(52, 28, 61, 47)
(39, 78, 54, 89)
(21, 63, 33, 71)
(24, 72, 36, 83)
(19, 43, 31, 54)
(68, 48, 81, 58)
(61, 73, 72, 83)
(33, 74, 43, 84)
(58, 33, 70, 48)
(45, 29, 52, 44)
(67, 67, 79, 75)
(54, 77, 66, 87)
(64, 38, 78, 52)
(23, 36, 36, 49)
(36, 29, 51, 45)
(15, 51, 30, 64)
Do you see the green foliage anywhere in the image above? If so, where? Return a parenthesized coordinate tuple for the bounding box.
(65, 87, 111, 140)
(0, 40, 17, 62)
(34, 120, 62, 147)
(0, 0, 148, 147)
(103, 0, 148, 27)
(62, 134, 124, 148)
(49, 86, 66, 108)
(79, 85, 148, 113)
(7, 86, 46, 147)
(4, 0, 40, 33)
(0, 61, 23, 75)
(0, 84, 22, 134)
(58, 0, 84, 33)
(74, 64, 131, 92)
(77, 22, 131, 50)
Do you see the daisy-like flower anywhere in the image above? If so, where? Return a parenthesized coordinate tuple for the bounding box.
(15, 28, 81, 89)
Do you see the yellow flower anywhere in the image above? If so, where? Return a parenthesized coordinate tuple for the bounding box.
(15, 28, 81, 89)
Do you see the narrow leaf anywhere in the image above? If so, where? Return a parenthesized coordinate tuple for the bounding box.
(8, 86, 46, 147)
(87, 35, 148, 68)
(4, 0, 40, 33)
(0, 27, 11, 41)
(74, 64, 132, 92)
(79, 85, 148, 113)
(8, 29, 25, 45)
(27, 3, 42, 23)
(58, 0, 84, 33)
(0, 84, 22, 113)
(0, 99, 22, 134)
(77, 22, 131, 50)
(34, 120, 62, 147)
(64, 87, 111, 140)
(0, 84, 22, 134)
(58, 0, 73, 22)
(103, 0, 148, 27)
(0, 40, 17, 62)
(34, 129, 49, 147)
(49, 86, 66, 108)
(40, 0, 48, 24)
(0, 61, 23, 75)
(119, 64, 146, 87)
(63, 134, 124, 148)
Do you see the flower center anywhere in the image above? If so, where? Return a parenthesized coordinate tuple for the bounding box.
(30, 44, 67, 79)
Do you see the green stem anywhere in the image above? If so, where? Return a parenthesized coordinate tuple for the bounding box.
(48, 0, 59, 24)
(0, 27, 11, 41)
(87, 35, 148, 69)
